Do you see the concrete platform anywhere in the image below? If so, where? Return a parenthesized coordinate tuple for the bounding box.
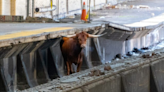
(0, 22, 104, 47)
(0, 0, 164, 48)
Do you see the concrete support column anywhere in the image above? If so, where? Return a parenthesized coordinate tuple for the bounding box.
(66, 0, 68, 14)
(10, 0, 16, 15)
(94, 0, 95, 9)
(57, 0, 59, 18)
(81, 0, 83, 9)
(32, 0, 34, 17)
(27, 0, 29, 17)
(0, 0, 2, 15)
(2, 0, 10, 15)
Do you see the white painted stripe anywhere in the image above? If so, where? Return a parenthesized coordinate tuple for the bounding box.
(124, 13, 164, 27)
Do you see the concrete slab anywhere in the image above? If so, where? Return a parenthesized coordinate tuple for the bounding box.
(20, 47, 164, 92)
(151, 59, 164, 92)
(0, 0, 163, 47)
(121, 64, 150, 92)
(0, 27, 73, 40)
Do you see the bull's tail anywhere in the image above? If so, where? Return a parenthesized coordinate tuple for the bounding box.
(60, 38, 67, 73)
(60, 37, 68, 48)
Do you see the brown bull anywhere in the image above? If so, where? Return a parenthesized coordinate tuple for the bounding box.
(60, 31, 106, 75)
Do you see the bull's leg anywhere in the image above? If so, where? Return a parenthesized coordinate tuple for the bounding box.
(77, 62, 82, 72)
(66, 62, 70, 75)
(69, 62, 74, 74)
(77, 53, 83, 72)
(70, 64, 75, 74)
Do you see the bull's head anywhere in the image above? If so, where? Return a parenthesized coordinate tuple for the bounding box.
(63, 31, 106, 48)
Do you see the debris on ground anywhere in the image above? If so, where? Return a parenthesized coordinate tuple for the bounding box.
(112, 53, 125, 61)
(142, 54, 152, 58)
(104, 65, 112, 71)
(133, 48, 144, 54)
(125, 62, 132, 65)
(141, 47, 149, 50)
(142, 52, 159, 58)
(112, 44, 163, 61)
(56, 84, 72, 90)
(88, 69, 105, 76)
(114, 54, 122, 59)
(25, 16, 55, 23)
(126, 52, 133, 57)
(105, 4, 150, 9)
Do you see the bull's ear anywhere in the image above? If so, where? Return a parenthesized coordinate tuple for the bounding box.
(63, 37, 69, 41)
(87, 34, 89, 37)
(82, 31, 89, 37)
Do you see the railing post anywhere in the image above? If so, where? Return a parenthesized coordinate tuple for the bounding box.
(27, 0, 29, 17)
(66, 0, 69, 14)
(50, 0, 53, 19)
(32, 0, 34, 17)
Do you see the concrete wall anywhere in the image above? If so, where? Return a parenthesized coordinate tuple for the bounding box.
(0, 0, 140, 19)
(2, 0, 10, 15)
(0, 0, 137, 19)
(66, 51, 164, 92)
(0, 0, 114, 19)
(1, 0, 26, 18)
(15, 0, 26, 19)
(34, 0, 108, 19)
(98, 26, 164, 62)
(21, 47, 164, 92)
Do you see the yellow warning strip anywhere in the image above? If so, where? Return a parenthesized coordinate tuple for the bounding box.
(0, 27, 73, 40)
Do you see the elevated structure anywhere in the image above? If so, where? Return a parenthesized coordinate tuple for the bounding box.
(0, 0, 164, 91)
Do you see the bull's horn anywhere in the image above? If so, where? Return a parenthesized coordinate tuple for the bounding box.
(61, 34, 76, 37)
(88, 32, 107, 38)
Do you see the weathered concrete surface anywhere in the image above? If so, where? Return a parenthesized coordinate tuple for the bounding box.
(0, 0, 118, 19)
(92, 0, 164, 24)
(0, 37, 104, 91)
(150, 58, 164, 92)
(69, 74, 121, 92)
(121, 64, 150, 92)
(0, 0, 164, 92)
(21, 48, 164, 92)
(84, 74, 121, 92)
(0, 0, 163, 50)
(0, 0, 163, 49)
